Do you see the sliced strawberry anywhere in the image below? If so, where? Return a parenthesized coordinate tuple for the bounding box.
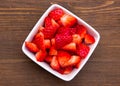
(72, 34, 82, 44)
(49, 46, 58, 56)
(45, 55, 53, 63)
(55, 31, 72, 49)
(77, 44, 90, 59)
(43, 17, 59, 39)
(62, 42, 76, 52)
(57, 51, 71, 67)
(49, 8, 64, 20)
(84, 34, 95, 44)
(51, 38, 55, 47)
(63, 66, 73, 74)
(32, 32, 45, 50)
(38, 26, 45, 32)
(60, 14, 77, 27)
(35, 50, 47, 62)
(75, 61, 81, 69)
(63, 55, 81, 67)
(25, 42, 39, 53)
(44, 39, 51, 49)
(50, 56, 60, 71)
(76, 25, 87, 38)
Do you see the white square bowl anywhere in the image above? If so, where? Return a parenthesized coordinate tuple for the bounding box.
(22, 4, 100, 81)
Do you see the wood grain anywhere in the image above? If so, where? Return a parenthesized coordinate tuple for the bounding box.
(0, 0, 120, 86)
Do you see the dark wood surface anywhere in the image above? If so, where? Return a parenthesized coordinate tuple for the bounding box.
(0, 0, 120, 86)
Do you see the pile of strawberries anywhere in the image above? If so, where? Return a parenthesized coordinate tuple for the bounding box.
(25, 8, 95, 74)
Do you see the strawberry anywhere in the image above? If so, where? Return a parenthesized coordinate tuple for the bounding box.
(75, 61, 81, 69)
(76, 25, 87, 38)
(50, 56, 60, 71)
(84, 34, 95, 44)
(49, 8, 64, 20)
(43, 17, 59, 39)
(60, 14, 77, 27)
(44, 39, 51, 49)
(77, 44, 90, 59)
(62, 42, 76, 52)
(25, 42, 39, 53)
(38, 26, 45, 32)
(45, 55, 53, 63)
(51, 38, 55, 47)
(57, 51, 71, 67)
(49, 46, 58, 56)
(72, 34, 82, 44)
(55, 30, 72, 49)
(35, 50, 47, 62)
(32, 32, 45, 50)
(64, 55, 81, 67)
(57, 27, 76, 35)
(62, 66, 73, 74)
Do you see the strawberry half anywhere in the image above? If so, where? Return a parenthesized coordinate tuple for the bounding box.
(44, 39, 51, 49)
(32, 32, 45, 50)
(50, 56, 60, 71)
(49, 8, 64, 20)
(57, 51, 71, 68)
(55, 30, 72, 49)
(63, 55, 81, 67)
(60, 14, 77, 27)
(45, 55, 53, 63)
(35, 50, 47, 62)
(76, 25, 87, 38)
(72, 34, 82, 44)
(84, 34, 95, 44)
(62, 66, 73, 74)
(77, 44, 90, 59)
(25, 42, 39, 53)
(62, 42, 76, 52)
(49, 46, 58, 56)
(43, 17, 59, 39)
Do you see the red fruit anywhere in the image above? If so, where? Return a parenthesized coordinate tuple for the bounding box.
(62, 42, 76, 52)
(75, 61, 81, 69)
(44, 39, 51, 49)
(35, 50, 47, 62)
(50, 56, 60, 71)
(76, 25, 87, 38)
(77, 44, 90, 59)
(60, 14, 77, 27)
(57, 51, 71, 67)
(43, 17, 59, 39)
(72, 34, 82, 44)
(45, 55, 53, 63)
(62, 66, 73, 74)
(49, 46, 58, 56)
(25, 42, 39, 53)
(38, 26, 45, 32)
(51, 38, 55, 46)
(64, 55, 81, 67)
(84, 34, 95, 44)
(55, 31, 72, 49)
(49, 8, 64, 20)
(32, 32, 45, 50)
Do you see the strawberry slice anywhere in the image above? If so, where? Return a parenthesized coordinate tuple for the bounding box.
(57, 51, 71, 68)
(76, 25, 87, 38)
(43, 17, 59, 39)
(84, 34, 95, 44)
(44, 39, 51, 49)
(51, 38, 55, 47)
(55, 30, 72, 49)
(38, 26, 45, 32)
(49, 46, 58, 56)
(60, 14, 77, 27)
(32, 32, 45, 50)
(25, 42, 39, 53)
(49, 8, 64, 20)
(62, 66, 73, 74)
(45, 55, 53, 63)
(50, 56, 60, 71)
(72, 34, 82, 44)
(35, 50, 47, 62)
(62, 42, 76, 52)
(77, 44, 90, 59)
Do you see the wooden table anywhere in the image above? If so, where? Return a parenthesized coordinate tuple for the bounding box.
(0, 0, 120, 86)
